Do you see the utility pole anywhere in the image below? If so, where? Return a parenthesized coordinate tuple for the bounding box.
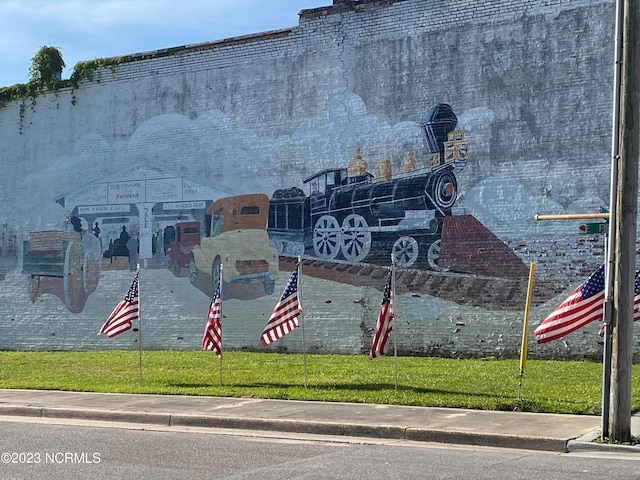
(609, 0, 640, 443)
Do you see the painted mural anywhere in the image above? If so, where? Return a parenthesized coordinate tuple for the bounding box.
(16, 102, 537, 319)
(0, 222, 18, 281)
(0, 88, 592, 357)
(0, 0, 623, 358)
(269, 103, 466, 270)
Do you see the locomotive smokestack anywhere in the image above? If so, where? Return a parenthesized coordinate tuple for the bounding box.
(420, 103, 458, 154)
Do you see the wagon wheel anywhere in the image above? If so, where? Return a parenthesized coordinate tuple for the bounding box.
(340, 214, 371, 262)
(83, 255, 100, 294)
(427, 240, 441, 271)
(63, 240, 86, 313)
(392, 236, 419, 268)
(313, 215, 341, 260)
(28, 275, 40, 303)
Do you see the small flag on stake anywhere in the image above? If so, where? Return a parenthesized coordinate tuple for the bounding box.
(370, 270, 394, 359)
(261, 264, 301, 346)
(202, 279, 223, 357)
(534, 265, 605, 343)
(535, 265, 640, 343)
(598, 270, 640, 336)
(99, 272, 139, 338)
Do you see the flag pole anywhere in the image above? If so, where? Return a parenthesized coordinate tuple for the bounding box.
(518, 262, 535, 398)
(137, 263, 142, 385)
(298, 257, 307, 388)
(219, 264, 224, 386)
(391, 254, 398, 390)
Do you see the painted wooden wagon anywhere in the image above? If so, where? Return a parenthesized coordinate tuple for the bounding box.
(22, 231, 101, 313)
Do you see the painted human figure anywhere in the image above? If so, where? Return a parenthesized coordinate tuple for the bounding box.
(127, 237, 138, 272)
(119, 226, 130, 244)
(61, 211, 75, 233)
(155, 230, 164, 264)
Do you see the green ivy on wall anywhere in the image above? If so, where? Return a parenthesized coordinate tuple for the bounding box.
(68, 57, 124, 105)
(0, 47, 124, 109)
(29, 46, 65, 86)
(0, 44, 181, 113)
(0, 46, 65, 131)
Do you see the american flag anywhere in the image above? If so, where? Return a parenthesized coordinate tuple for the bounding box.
(599, 270, 640, 337)
(535, 265, 640, 344)
(202, 281, 223, 357)
(99, 272, 139, 338)
(261, 265, 301, 346)
(370, 270, 394, 359)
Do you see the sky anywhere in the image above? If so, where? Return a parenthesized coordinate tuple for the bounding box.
(0, 0, 329, 88)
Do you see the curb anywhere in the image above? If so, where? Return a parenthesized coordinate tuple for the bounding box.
(0, 405, 171, 426)
(566, 430, 640, 454)
(0, 404, 569, 452)
(171, 414, 407, 440)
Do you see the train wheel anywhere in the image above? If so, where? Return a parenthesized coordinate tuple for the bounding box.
(340, 214, 371, 262)
(283, 241, 305, 257)
(285, 241, 299, 256)
(313, 215, 341, 260)
(427, 240, 441, 271)
(427, 171, 458, 210)
(270, 239, 284, 255)
(392, 236, 419, 268)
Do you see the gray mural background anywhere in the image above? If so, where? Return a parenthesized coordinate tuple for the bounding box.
(0, 0, 630, 359)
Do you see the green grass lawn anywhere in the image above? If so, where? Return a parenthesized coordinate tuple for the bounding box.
(0, 350, 637, 415)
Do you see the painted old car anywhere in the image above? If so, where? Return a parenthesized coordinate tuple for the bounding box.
(165, 221, 202, 276)
(190, 193, 279, 299)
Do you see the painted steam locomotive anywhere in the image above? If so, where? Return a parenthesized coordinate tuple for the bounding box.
(267, 103, 469, 269)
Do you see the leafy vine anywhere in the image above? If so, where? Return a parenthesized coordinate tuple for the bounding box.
(1, 45, 178, 113)
(68, 57, 124, 104)
(0, 46, 65, 130)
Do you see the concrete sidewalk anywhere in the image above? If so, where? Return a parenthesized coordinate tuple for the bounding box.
(0, 389, 637, 453)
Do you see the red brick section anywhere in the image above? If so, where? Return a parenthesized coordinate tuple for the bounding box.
(439, 215, 530, 280)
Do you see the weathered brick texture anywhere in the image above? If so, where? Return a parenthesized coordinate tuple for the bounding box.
(0, 0, 632, 360)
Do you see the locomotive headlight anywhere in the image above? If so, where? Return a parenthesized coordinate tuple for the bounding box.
(443, 182, 455, 197)
(455, 141, 469, 161)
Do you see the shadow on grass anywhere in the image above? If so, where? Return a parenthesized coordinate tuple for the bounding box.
(162, 382, 550, 412)
(167, 381, 513, 398)
(163, 383, 217, 389)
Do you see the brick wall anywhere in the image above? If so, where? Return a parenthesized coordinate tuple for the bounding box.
(0, 0, 631, 359)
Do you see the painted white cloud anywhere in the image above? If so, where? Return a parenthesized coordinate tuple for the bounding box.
(17, 91, 437, 228)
